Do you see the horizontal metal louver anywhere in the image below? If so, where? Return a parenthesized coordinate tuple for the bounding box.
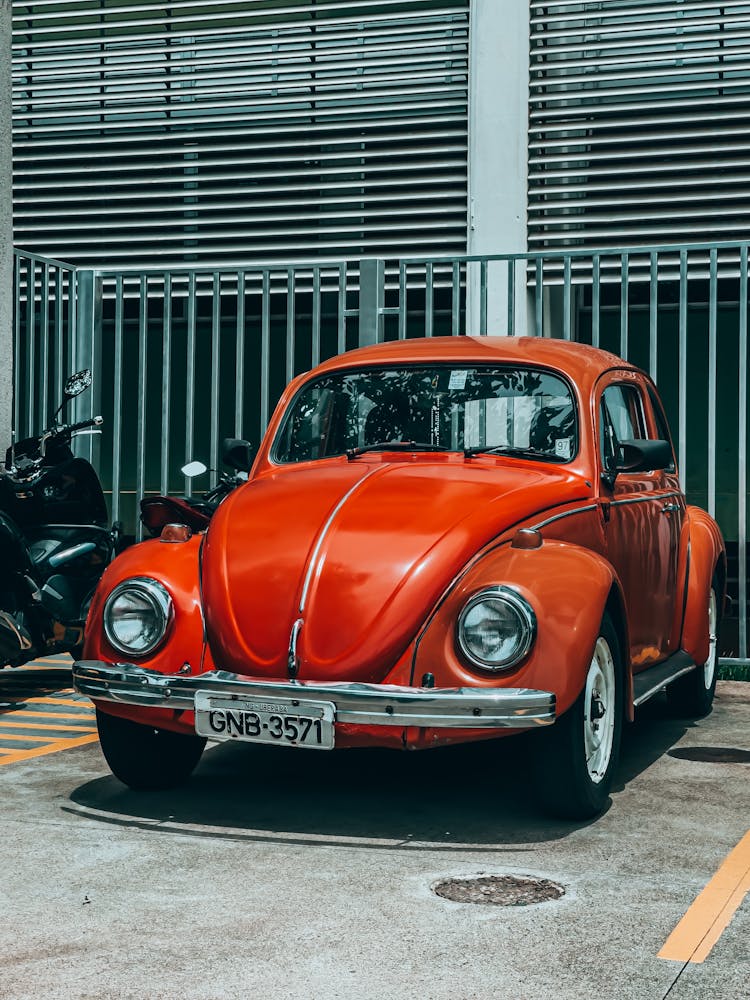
(13, 0, 469, 266)
(529, 1, 750, 251)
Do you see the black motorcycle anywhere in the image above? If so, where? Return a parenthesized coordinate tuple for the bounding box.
(140, 438, 253, 537)
(0, 369, 121, 667)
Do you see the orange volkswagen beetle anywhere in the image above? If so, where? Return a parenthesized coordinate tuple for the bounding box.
(74, 337, 725, 819)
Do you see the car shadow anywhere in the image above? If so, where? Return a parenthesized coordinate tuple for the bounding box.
(0, 664, 75, 709)
(67, 696, 691, 850)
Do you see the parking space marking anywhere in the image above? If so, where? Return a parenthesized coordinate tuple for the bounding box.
(658, 829, 750, 963)
(0, 659, 98, 766)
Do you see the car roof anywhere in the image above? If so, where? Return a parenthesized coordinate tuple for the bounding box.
(312, 336, 638, 388)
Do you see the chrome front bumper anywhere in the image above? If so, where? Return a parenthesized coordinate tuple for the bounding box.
(73, 661, 556, 729)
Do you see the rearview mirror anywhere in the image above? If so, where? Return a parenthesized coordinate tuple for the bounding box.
(613, 439, 673, 474)
(222, 438, 254, 472)
(63, 369, 92, 399)
(181, 460, 208, 478)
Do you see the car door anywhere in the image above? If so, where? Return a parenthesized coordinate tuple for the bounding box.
(598, 373, 684, 669)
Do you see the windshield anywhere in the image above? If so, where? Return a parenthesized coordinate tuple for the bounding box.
(273, 365, 577, 464)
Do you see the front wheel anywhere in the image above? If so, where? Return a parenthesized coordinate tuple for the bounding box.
(535, 614, 623, 820)
(667, 580, 720, 718)
(96, 709, 206, 790)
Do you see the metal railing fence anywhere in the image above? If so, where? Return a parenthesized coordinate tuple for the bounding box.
(12, 241, 750, 662)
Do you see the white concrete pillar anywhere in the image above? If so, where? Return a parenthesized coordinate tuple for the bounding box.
(0, 0, 12, 440)
(466, 0, 530, 337)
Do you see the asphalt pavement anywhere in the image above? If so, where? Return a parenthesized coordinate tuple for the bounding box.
(0, 666, 748, 1000)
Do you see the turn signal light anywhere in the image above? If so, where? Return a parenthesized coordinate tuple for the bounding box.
(511, 528, 543, 550)
(160, 523, 193, 543)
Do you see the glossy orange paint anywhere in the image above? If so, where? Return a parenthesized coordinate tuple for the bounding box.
(83, 336, 726, 747)
(681, 506, 726, 666)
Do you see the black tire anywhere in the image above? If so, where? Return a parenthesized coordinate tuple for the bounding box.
(666, 577, 721, 719)
(535, 613, 623, 821)
(96, 708, 206, 790)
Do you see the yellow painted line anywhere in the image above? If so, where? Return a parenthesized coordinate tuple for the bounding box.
(4, 710, 94, 721)
(0, 732, 99, 765)
(0, 720, 96, 733)
(25, 696, 90, 708)
(659, 830, 750, 963)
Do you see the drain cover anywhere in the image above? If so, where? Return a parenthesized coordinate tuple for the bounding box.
(433, 874, 564, 906)
(668, 746, 750, 764)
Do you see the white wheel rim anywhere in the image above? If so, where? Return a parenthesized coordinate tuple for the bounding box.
(583, 637, 617, 784)
(704, 589, 718, 690)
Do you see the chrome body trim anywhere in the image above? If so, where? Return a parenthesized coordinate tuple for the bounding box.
(609, 491, 682, 508)
(73, 661, 556, 729)
(298, 467, 380, 613)
(531, 503, 598, 530)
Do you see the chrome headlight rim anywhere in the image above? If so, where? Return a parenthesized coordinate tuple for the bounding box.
(103, 576, 173, 658)
(457, 585, 537, 672)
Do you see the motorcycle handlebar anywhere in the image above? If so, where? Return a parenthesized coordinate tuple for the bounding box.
(64, 415, 104, 435)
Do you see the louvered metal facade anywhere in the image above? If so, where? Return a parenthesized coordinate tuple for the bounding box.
(529, 1, 750, 251)
(12, 0, 470, 266)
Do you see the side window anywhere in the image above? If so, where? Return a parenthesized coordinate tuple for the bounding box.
(647, 386, 676, 472)
(600, 384, 647, 470)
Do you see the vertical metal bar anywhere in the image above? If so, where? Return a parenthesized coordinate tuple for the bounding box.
(620, 253, 629, 359)
(184, 271, 197, 497)
(337, 263, 346, 354)
(72, 269, 102, 465)
(708, 247, 718, 519)
(739, 245, 748, 660)
(235, 270, 245, 438)
(507, 259, 516, 336)
(312, 267, 321, 367)
(399, 262, 408, 340)
(479, 259, 488, 336)
(26, 259, 36, 435)
(67, 267, 76, 378)
(40, 263, 50, 427)
(534, 258, 543, 337)
(111, 275, 124, 524)
(210, 271, 221, 485)
(425, 262, 434, 337)
(592, 255, 601, 348)
(160, 273, 172, 497)
(359, 259, 384, 346)
(678, 249, 688, 486)
(54, 268, 64, 403)
(563, 256, 572, 340)
(649, 251, 658, 380)
(453, 261, 461, 337)
(261, 270, 271, 433)
(136, 275, 148, 517)
(286, 268, 295, 382)
(13, 254, 22, 438)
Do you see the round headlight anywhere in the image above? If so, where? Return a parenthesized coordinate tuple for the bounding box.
(457, 587, 536, 671)
(103, 578, 173, 657)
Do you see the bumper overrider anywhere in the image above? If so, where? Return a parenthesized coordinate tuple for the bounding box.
(73, 661, 556, 729)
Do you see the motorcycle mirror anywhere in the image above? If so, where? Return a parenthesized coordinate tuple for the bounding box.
(63, 369, 92, 399)
(181, 460, 208, 478)
(222, 438, 254, 472)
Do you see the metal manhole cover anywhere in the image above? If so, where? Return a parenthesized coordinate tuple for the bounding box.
(432, 874, 565, 906)
(668, 746, 750, 764)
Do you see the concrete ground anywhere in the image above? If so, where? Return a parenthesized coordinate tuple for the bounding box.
(0, 667, 748, 1000)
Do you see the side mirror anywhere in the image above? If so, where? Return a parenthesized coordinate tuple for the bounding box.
(181, 460, 208, 478)
(63, 369, 92, 399)
(222, 438, 254, 473)
(606, 439, 674, 480)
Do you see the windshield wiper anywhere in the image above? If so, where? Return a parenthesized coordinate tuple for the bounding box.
(463, 444, 556, 461)
(346, 440, 449, 461)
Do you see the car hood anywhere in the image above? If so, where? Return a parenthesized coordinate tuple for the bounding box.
(201, 458, 590, 682)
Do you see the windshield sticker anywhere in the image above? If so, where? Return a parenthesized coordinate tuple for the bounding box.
(555, 438, 572, 460)
(449, 370, 469, 390)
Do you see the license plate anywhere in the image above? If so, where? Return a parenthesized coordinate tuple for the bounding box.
(194, 692, 335, 750)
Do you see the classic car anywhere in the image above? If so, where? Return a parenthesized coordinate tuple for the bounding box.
(73, 336, 725, 819)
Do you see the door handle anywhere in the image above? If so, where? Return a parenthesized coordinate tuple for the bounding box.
(661, 502, 680, 515)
